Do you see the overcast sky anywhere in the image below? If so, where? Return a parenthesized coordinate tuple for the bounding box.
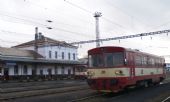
(0, 0, 170, 62)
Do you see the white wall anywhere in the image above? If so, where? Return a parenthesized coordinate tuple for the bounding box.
(45, 46, 78, 61)
(17, 45, 78, 61)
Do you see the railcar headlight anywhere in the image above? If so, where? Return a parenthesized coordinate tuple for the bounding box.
(87, 71, 95, 76)
(115, 70, 123, 75)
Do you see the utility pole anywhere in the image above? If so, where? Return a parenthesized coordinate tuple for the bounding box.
(94, 12, 102, 47)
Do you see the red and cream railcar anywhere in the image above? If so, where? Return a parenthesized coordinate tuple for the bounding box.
(74, 65, 87, 79)
(87, 46, 165, 92)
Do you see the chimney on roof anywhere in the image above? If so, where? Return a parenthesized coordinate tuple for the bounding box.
(35, 27, 38, 40)
(38, 32, 42, 39)
(38, 32, 45, 40)
(34, 27, 38, 59)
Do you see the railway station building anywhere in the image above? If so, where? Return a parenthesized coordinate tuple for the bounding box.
(0, 33, 82, 80)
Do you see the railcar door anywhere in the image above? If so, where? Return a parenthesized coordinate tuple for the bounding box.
(127, 52, 135, 79)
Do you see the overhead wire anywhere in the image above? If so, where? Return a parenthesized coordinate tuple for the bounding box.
(105, 0, 149, 27)
(64, 0, 129, 31)
(26, 0, 94, 25)
(70, 29, 170, 45)
(0, 12, 95, 38)
(24, 0, 126, 37)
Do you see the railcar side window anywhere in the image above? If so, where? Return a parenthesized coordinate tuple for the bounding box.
(135, 55, 142, 66)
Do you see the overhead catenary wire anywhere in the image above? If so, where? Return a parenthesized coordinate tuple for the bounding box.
(105, 0, 149, 27)
(0, 9, 93, 30)
(63, 0, 129, 31)
(26, 0, 94, 25)
(70, 29, 170, 45)
(0, 12, 95, 38)
(28, 0, 123, 34)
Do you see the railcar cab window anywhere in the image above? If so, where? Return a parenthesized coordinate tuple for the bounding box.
(89, 54, 104, 67)
(105, 52, 124, 67)
(88, 52, 124, 68)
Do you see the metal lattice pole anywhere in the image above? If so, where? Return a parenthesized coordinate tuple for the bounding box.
(94, 12, 102, 47)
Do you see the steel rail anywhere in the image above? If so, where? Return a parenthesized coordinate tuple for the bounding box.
(1, 83, 86, 93)
(161, 96, 170, 102)
(0, 85, 90, 101)
(67, 93, 107, 102)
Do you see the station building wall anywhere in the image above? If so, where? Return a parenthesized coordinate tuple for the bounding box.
(18, 46, 78, 61)
(2, 63, 74, 76)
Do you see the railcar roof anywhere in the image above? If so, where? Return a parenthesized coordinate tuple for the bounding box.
(88, 46, 164, 59)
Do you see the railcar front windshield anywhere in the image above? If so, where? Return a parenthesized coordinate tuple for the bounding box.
(89, 52, 124, 68)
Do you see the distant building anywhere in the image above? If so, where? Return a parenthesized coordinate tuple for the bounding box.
(0, 33, 82, 80)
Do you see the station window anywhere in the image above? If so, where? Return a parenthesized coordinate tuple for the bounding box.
(55, 66, 58, 74)
(68, 53, 71, 60)
(55, 51, 58, 59)
(61, 66, 65, 74)
(23, 65, 28, 75)
(49, 51, 52, 58)
(62, 52, 64, 59)
(40, 70, 43, 75)
(14, 65, 18, 75)
(73, 53, 75, 60)
(47, 69, 52, 75)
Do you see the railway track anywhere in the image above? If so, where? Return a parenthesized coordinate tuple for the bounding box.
(67, 93, 107, 102)
(0, 82, 86, 93)
(161, 96, 170, 102)
(0, 80, 85, 88)
(0, 84, 90, 101)
(68, 82, 170, 102)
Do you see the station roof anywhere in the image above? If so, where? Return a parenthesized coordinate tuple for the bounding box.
(12, 36, 77, 48)
(0, 47, 43, 58)
(0, 56, 82, 65)
(0, 47, 82, 65)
